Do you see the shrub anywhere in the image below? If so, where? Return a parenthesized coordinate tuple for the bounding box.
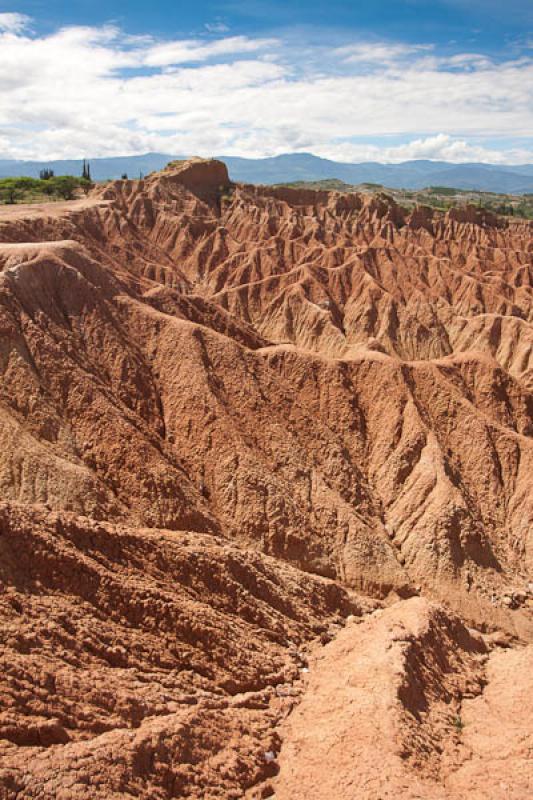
(0, 177, 41, 204)
(45, 176, 92, 200)
(453, 715, 465, 733)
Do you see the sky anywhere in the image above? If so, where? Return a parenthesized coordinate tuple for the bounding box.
(0, 1, 532, 164)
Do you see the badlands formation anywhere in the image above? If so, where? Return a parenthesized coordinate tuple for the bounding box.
(0, 158, 532, 799)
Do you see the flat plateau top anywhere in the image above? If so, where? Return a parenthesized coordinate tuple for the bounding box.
(0, 197, 104, 221)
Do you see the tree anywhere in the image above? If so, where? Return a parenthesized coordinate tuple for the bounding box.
(121, 173, 128, 180)
(81, 160, 92, 181)
(48, 176, 80, 200)
(39, 168, 54, 180)
(79, 177, 92, 195)
(0, 177, 40, 204)
(0, 178, 24, 204)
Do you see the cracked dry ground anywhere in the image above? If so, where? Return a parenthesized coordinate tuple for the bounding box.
(0, 158, 532, 799)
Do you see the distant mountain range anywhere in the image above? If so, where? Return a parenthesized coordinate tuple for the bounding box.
(1, 152, 533, 193)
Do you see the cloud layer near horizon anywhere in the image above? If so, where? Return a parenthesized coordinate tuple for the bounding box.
(0, 12, 532, 164)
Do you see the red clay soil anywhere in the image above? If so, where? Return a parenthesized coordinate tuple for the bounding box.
(0, 158, 532, 798)
(274, 598, 533, 800)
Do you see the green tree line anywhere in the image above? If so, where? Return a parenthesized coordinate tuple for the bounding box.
(0, 175, 93, 205)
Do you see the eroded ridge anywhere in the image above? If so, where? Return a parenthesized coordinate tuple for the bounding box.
(0, 502, 360, 799)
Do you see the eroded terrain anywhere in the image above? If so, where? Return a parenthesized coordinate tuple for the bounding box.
(0, 159, 531, 798)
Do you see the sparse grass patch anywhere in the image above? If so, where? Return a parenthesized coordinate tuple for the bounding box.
(453, 715, 465, 733)
(219, 185, 235, 203)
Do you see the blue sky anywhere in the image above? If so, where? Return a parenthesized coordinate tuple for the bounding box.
(11, 0, 532, 51)
(0, 1, 532, 162)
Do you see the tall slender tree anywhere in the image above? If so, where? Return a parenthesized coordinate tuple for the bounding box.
(81, 160, 92, 181)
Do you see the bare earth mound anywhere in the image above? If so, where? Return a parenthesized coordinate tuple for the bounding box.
(0, 158, 532, 798)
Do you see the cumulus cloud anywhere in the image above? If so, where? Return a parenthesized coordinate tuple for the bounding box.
(314, 135, 533, 165)
(0, 18, 531, 163)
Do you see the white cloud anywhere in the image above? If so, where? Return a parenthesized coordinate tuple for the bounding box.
(335, 42, 433, 64)
(313, 134, 533, 165)
(0, 12, 30, 33)
(141, 36, 278, 68)
(205, 22, 230, 34)
(0, 21, 531, 164)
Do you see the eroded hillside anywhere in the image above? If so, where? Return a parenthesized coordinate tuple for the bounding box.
(0, 159, 531, 799)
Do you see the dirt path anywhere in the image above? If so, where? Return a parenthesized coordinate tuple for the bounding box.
(0, 197, 105, 220)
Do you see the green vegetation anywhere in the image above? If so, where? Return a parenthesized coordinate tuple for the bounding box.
(427, 186, 468, 196)
(81, 159, 92, 181)
(273, 178, 352, 192)
(0, 175, 93, 205)
(453, 715, 465, 733)
(219, 185, 235, 204)
(166, 159, 187, 169)
(274, 178, 533, 220)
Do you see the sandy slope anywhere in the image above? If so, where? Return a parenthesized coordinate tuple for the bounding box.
(274, 598, 532, 800)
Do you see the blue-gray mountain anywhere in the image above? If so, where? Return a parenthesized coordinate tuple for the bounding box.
(1, 152, 533, 193)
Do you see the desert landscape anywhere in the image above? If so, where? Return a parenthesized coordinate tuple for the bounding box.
(0, 156, 531, 798)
